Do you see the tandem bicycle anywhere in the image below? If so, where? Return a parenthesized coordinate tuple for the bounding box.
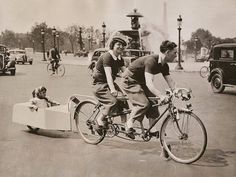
(74, 88, 207, 164)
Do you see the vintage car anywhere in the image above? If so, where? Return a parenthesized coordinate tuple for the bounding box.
(88, 29, 153, 71)
(208, 43, 236, 93)
(74, 50, 89, 57)
(0, 44, 16, 75)
(9, 48, 33, 64)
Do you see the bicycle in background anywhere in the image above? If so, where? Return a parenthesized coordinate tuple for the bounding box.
(47, 59, 65, 77)
(200, 65, 210, 78)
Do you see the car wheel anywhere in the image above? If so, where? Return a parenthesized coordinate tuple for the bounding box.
(211, 73, 225, 93)
(10, 70, 15, 76)
(29, 61, 33, 65)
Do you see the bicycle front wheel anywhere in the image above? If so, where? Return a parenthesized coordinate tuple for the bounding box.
(47, 63, 54, 75)
(160, 111, 207, 164)
(200, 66, 209, 78)
(56, 64, 65, 77)
(74, 100, 106, 145)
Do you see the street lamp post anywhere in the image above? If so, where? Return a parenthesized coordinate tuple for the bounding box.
(102, 22, 106, 48)
(175, 15, 183, 70)
(79, 27, 83, 50)
(32, 40, 35, 53)
(88, 34, 91, 51)
(56, 32, 60, 52)
(41, 28, 46, 61)
(52, 26, 56, 48)
(194, 36, 198, 62)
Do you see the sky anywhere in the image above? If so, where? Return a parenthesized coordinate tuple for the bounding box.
(0, 0, 236, 43)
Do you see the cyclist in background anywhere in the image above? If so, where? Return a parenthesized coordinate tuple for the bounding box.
(49, 47, 60, 74)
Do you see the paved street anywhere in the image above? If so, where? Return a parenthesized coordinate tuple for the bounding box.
(0, 54, 235, 177)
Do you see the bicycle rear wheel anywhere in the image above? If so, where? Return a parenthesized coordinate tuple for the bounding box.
(56, 64, 65, 77)
(200, 66, 209, 78)
(47, 63, 54, 75)
(160, 111, 207, 164)
(74, 100, 106, 145)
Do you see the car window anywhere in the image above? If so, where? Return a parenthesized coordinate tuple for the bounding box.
(220, 49, 234, 60)
(0, 46, 6, 53)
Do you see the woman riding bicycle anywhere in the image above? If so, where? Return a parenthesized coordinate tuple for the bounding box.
(91, 35, 129, 135)
(121, 40, 178, 140)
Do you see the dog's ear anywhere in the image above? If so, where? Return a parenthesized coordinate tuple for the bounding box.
(32, 89, 36, 98)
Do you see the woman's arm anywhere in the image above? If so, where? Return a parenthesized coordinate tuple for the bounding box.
(104, 67, 116, 93)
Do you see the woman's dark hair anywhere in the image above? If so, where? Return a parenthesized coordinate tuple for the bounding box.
(109, 37, 127, 50)
(160, 40, 177, 53)
(32, 86, 47, 98)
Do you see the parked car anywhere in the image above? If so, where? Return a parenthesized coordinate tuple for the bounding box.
(88, 29, 153, 71)
(0, 44, 16, 75)
(74, 50, 88, 57)
(9, 49, 33, 64)
(208, 43, 236, 93)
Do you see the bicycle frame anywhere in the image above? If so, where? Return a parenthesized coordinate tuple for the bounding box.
(142, 105, 169, 137)
(142, 91, 192, 138)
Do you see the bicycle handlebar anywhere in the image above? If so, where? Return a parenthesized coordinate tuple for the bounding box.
(149, 88, 192, 106)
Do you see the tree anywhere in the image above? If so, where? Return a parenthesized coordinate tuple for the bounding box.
(65, 25, 80, 53)
(1, 30, 17, 48)
(30, 22, 49, 51)
(186, 28, 214, 53)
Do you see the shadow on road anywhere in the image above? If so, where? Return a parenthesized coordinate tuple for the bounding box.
(23, 129, 73, 139)
(193, 148, 236, 167)
(102, 137, 162, 155)
(0, 73, 15, 76)
(221, 90, 236, 96)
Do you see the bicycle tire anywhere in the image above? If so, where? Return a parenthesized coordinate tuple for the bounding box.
(74, 100, 106, 145)
(47, 63, 54, 76)
(160, 111, 207, 164)
(56, 64, 65, 77)
(200, 66, 209, 78)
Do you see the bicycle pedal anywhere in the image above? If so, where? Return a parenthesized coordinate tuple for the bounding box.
(126, 132, 135, 140)
(120, 127, 126, 132)
(149, 131, 159, 138)
(122, 109, 131, 114)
